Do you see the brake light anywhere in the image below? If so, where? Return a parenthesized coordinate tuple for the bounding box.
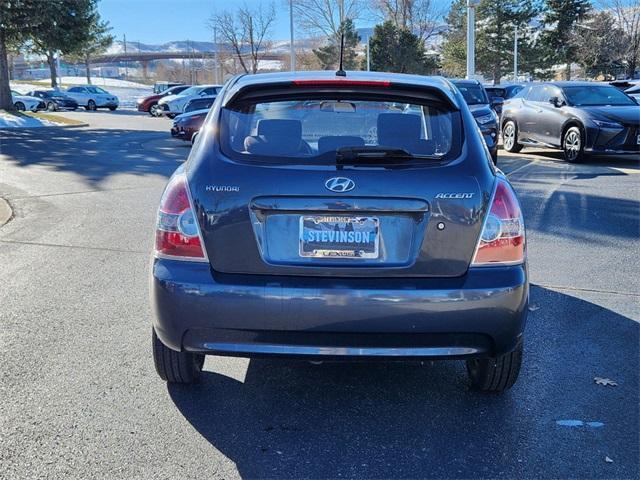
(292, 79, 391, 87)
(472, 179, 525, 265)
(154, 174, 207, 261)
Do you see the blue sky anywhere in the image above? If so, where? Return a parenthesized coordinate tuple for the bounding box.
(99, 0, 303, 45)
(99, 0, 452, 45)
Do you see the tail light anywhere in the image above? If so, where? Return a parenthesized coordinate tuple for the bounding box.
(472, 178, 525, 266)
(154, 174, 207, 261)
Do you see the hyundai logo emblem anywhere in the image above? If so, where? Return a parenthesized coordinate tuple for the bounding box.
(325, 177, 355, 193)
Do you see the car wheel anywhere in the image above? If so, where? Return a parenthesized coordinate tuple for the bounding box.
(563, 126, 586, 163)
(14, 102, 25, 111)
(149, 103, 159, 116)
(152, 328, 204, 384)
(466, 341, 523, 392)
(108, 106, 117, 111)
(47, 101, 57, 112)
(502, 120, 523, 153)
(87, 100, 97, 111)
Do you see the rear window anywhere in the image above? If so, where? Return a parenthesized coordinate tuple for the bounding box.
(219, 96, 462, 166)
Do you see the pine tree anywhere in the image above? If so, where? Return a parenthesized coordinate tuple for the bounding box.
(368, 20, 435, 74)
(440, 0, 467, 77)
(313, 19, 360, 70)
(0, 0, 40, 110)
(67, 11, 114, 86)
(540, 0, 592, 80)
(28, 0, 99, 87)
(476, 0, 539, 84)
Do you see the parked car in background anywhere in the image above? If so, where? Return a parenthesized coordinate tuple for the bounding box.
(11, 90, 45, 112)
(65, 86, 119, 111)
(484, 84, 525, 117)
(170, 109, 209, 143)
(151, 71, 528, 392)
(452, 79, 500, 163)
(157, 85, 222, 118)
(26, 90, 78, 111)
(502, 81, 640, 162)
(137, 85, 191, 116)
(153, 81, 184, 94)
(183, 96, 216, 113)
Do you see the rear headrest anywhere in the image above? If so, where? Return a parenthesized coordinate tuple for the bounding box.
(317, 136, 365, 153)
(377, 113, 422, 145)
(257, 119, 302, 139)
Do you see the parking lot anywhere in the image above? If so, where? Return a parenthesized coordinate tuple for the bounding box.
(0, 110, 638, 478)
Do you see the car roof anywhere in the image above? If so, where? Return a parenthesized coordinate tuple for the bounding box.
(226, 71, 460, 107)
(546, 81, 612, 88)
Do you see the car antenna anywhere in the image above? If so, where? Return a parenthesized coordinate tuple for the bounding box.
(336, 33, 346, 77)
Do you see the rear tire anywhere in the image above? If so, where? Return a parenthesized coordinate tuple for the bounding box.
(14, 102, 25, 111)
(47, 101, 57, 112)
(502, 120, 523, 153)
(86, 100, 97, 111)
(563, 126, 586, 163)
(152, 329, 204, 384)
(466, 341, 523, 392)
(149, 103, 159, 116)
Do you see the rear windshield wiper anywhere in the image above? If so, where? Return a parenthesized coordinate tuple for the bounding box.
(335, 146, 443, 165)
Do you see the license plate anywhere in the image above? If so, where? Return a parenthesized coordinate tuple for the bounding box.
(299, 216, 379, 259)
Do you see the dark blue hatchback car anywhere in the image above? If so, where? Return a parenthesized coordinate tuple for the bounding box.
(151, 71, 528, 392)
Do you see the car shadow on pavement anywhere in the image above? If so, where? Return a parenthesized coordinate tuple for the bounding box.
(168, 286, 639, 479)
(0, 128, 183, 186)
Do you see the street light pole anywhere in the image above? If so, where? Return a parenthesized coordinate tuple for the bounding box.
(466, 0, 480, 79)
(289, 0, 295, 71)
(513, 25, 518, 83)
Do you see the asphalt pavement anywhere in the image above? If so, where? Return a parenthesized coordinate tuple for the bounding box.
(0, 110, 638, 479)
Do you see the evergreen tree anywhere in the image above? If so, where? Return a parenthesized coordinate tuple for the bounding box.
(540, 0, 592, 80)
(0, 0, 40, 110)
(368, 20, 435, 74)
(440, 0, 467, 77)
(476, 0, 539, 84)
(313, 19, 360, 70)
(28, 0, 99, 87)
(441, 0, 540, 82)
(67, 11, 113, 86)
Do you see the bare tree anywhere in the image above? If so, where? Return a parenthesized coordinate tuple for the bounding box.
(209, 3, 276, 74)
(292, 0, 365, 38)
(371, 0, 444, 43)
(599, 0, 640, 78)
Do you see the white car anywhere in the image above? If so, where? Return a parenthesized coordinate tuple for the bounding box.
(157, 85, 221, 118)
(11, 91, 44, 112)
(65, 86, 119, 111)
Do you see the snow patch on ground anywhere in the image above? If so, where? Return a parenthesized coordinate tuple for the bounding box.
(45, 76, 150, 88)
(0, 112, 59, 128)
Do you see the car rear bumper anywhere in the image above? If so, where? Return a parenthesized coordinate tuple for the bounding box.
(151, 259, 529, 359)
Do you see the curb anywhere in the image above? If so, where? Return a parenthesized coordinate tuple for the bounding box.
(0, 196, 12, 227)
(0, 122, 89, 131)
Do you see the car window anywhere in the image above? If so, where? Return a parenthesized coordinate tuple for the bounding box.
(526, 85, 547, 102)
(177, 86, 200, 96)
(220, 96, 462, 165)
(562, 85, 636, 106)
(454, 84, 489, 105)
(201, 87, 217, 95)
(67, 87, 78, 92)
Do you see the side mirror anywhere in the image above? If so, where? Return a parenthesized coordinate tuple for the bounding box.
(491, 97, 504, 109)
(550, 96, 564, 108)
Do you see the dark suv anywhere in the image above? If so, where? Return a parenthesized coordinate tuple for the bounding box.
(502, 82, 640, 162)
(452, 79, 501, 163)
(150, 72, 529, 392)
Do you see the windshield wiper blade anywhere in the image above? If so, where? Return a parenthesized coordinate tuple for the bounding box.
(335, 146, 442, 165)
